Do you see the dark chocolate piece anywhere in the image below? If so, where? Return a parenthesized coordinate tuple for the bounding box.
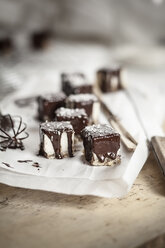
(66, 94, 100, 123)
(31, 30, 52, 50)
(97, 66, 124, 93)
(0, 114, 12, 131)
(81, 124, 120, 166)
(0, 115, 29, 151)
(39, 121, 74, 159)
(0, 37, 13, 55)
(61, 73, 92, 96)
(37, 93, 66, 121)
(55, 107, 88, 135)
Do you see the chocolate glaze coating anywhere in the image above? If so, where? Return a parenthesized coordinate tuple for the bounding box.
(61, 73, 92, 96)
(66, 94, 98, 117)
(37, 93, 66, 121)
(39, 121, 74, 159)
(55, 107, 88, 135)
(81, 124, 120, 164)
(97, 66, 123, 93)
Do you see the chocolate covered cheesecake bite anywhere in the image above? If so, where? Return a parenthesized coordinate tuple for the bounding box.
(81, 124, 121, 166)
(37, 93, 66, 121)
(55, 107, 88, 136)
(66, 94, 100, 124)
(31, 30, 52, 50)
(39, 121, 74, 159)
(97, 66, 127, 93)
(0, 37, 14, 55)
(61, 73, 92, 96)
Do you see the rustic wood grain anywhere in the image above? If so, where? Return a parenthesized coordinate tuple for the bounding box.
(0, 153, 165, 248)
(151, 136, 165, 175)
(137, 233, 165, 248)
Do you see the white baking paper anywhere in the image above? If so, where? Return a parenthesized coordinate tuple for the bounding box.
(0, 42, 164, 198)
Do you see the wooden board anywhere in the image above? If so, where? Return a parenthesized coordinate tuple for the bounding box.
(151, 136, 165, 175)
(0, 152, 165, 248)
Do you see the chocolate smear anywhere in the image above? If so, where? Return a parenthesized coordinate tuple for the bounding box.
(17, 160, 33, 163)
(32, 162, 41, 168)
(15, 97, 37, 108)
(2, 162, 13, 168)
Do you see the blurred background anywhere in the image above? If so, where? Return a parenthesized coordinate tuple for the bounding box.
(0, 0, 165, 44)
(0, 0, 165, 99)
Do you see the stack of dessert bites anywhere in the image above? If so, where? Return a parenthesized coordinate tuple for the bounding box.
(38, 70, 121, 166)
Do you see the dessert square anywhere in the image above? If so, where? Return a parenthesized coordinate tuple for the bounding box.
(0, 37, 13, 55)
(97, 66, 127, 92)
(37, 93, 66, 121)
(31, 30, 52, 50)
(61, 73, 92, 96)
(39, 121, 74, 159)
(81, 124, 120, 166)
(55, 107, 88, 136)
(66, 94, 100, 124)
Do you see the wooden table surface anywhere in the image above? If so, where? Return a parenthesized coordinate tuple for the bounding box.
(0, 152, 165, 248)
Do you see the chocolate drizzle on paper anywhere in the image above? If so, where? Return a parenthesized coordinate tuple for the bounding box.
(2, 162, 13, 168)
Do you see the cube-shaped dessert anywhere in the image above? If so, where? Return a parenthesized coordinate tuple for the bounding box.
(31, 30, 52, 50)
(61, 73, 92, 96)
(55, 107, 88, 136)
(66, 94, 100, 124)
(39, 121, 74, 159)
(97, 66, 127, 93)
(37, 93, 66, 121)
(0, 37, 14, 55)
(81, 124, 120, 166)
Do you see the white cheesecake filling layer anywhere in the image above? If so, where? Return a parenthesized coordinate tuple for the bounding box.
(120, 69, 128, 88)
(61, 132, 68, 155)
(43, 134, 55, 158)
(43, 132, 74, 158)
(92, 101, 100, 124)
(110, 76, 119, 91)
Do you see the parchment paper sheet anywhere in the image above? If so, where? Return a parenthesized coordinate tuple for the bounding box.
(0, 43, 164, 198)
